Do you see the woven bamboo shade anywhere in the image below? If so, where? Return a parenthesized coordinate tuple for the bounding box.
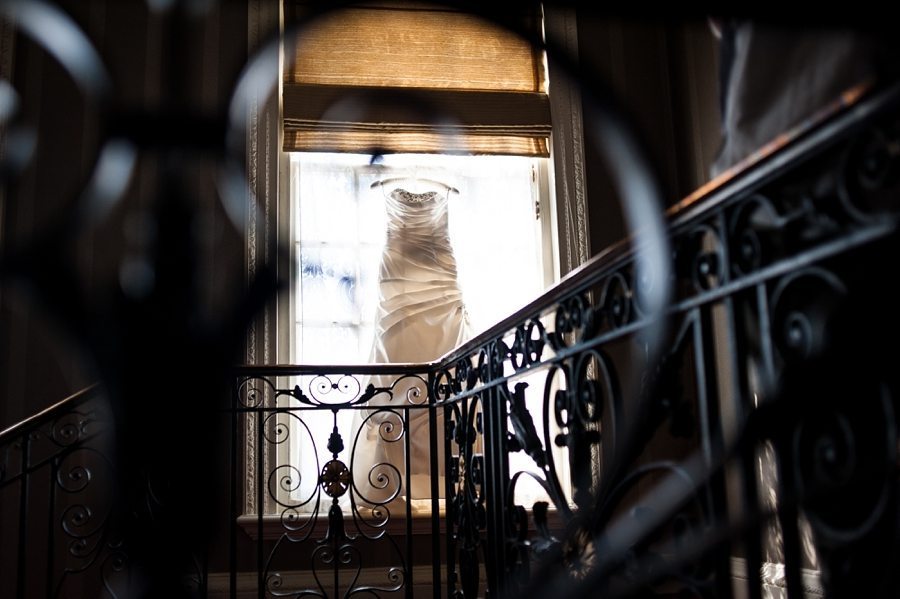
(283, 3, 549, 156)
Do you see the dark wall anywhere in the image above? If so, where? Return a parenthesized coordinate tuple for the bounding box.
(0, 0, 249, 430)
(0, 7, 722, 428)
(576, 16, 721, 253)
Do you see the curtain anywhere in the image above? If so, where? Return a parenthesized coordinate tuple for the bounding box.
(282, 2, 550, 156)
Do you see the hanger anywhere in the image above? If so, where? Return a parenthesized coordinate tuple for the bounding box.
(370, 176, 459, 195)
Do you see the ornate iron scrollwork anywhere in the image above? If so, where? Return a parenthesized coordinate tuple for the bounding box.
(320, 460, 351, 499)
(4, 2, 900, 596)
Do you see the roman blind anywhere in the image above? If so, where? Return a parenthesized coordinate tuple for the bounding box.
(282, 2, 550, 156)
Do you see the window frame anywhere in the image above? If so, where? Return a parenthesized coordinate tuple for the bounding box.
(242, 0, 588, 520)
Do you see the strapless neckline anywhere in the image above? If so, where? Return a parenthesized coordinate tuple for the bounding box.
(391, 189, 438, 204)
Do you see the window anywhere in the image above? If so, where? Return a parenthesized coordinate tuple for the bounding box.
(243, 2, 589, 518)
(290, 152, 553, 365)
(280, 151, 554, 511)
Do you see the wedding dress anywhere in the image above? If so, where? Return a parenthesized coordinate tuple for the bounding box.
(371, 188, 470, 364)
(353, 187, 471, 505)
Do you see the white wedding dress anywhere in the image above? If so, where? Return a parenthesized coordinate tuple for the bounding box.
(353, 187, 471, 505)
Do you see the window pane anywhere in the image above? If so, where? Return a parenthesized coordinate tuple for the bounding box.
(357, 243, 382, 324)
(294, 152, 552, 354)
(298, 246, 359, 325)
(358, 186, 387, 245)
(298, 168, 359, 243)
(296, 324, 361, 364)
(448, 156, 544, 333)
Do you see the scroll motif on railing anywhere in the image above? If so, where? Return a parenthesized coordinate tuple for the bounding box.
(238, 371, 436, 598)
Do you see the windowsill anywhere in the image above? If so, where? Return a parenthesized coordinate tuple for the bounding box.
(237, 501, 567, 541)
(238, 501, 447, 540)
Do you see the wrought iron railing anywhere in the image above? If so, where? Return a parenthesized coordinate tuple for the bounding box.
(0, 386, 125, 598)
(3, 84, 900, 599)
(222, 82, 900, 597)
(2, 1, 900, 598)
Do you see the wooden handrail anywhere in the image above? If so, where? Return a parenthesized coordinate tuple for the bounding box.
(439, 81, 896, 367)
(235, 79, 899, 376)
(0, 383, 101, 445)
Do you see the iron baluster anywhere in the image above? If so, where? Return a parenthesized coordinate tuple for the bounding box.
(256, 407, 264, 599)
(427, 369, 440, 599)
(44, 454, 55, 599)
(229, 384, 238, 599)
(17, 433, 29, 599)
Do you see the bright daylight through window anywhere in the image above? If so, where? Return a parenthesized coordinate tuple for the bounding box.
(283, 152, 559, 512)
(261, 0, 578, 517)
(291, 152, 552, 363)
